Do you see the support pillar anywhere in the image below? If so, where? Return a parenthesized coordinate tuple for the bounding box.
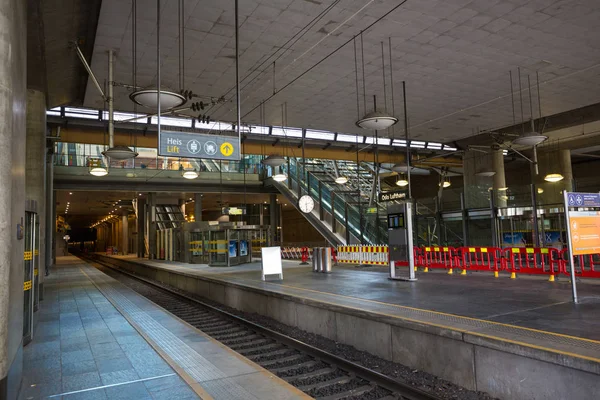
(26, 89, 46, 301)
(194, 193, 202, 221)
(136, 198, 146, 257)
(270, 194, 277, 245)
(45, 149, 53, 275)
(492, 149, 507, 208)
(0, 0, 27, 396)
(147, 193, 157, 259)
(559, 149, 573, 192)
(121, 211, 128, 255)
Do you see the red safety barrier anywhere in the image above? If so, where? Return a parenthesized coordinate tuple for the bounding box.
(300, 247, 309, 264)
(422, 246, 459, 273)
(393, 247, 423, 267)
(558, 249, 600, 279)
(503, 247, 561, 281)
(458, 247, 504, 276)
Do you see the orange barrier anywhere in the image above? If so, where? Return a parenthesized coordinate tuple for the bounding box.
(457, 247, 504, 277)
(559, 249, 600, 279)
(504, 247, 561, 281)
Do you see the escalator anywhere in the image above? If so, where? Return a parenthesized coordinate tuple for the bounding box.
(271, 157, 464, 247)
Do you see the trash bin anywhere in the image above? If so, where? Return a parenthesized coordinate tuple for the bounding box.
(312, 247, 321, 272)
(322, 247, 332, 273)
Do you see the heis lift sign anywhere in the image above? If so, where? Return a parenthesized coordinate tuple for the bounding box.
(159, 131, 240, 160)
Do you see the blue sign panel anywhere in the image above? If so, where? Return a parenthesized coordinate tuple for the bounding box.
(567, 192, 600, 208)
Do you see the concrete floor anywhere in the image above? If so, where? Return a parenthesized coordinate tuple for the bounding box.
(22, 257, 310, 400)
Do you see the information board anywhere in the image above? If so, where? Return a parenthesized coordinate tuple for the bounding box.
(567, 192, 600, 208)
(568, 211, 600, 255)
(378, 190, 406, 202)
(159, 131, 240, 160)
(261, 246, 283, 281)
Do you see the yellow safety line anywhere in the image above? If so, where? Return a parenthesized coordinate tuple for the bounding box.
(269, 281, 600, 347)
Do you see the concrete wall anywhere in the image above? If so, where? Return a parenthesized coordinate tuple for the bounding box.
(96, 256, 600, 400)
(281, 208, 327, 246)
(0, 0, 27, 398)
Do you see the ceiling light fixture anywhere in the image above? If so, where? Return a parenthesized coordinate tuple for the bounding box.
(544, 173, 564, 183)
(182, 169, 198, 180)
(129, 88, 186, 110)
(356, 110, 398, 130)
(261, 154, 285, 167)
(89, 167, 108, 177)
(537, 188, 544, 194)
(273, 173, 287, 182)
(396, 177, 409, 187)
(335, 176, 348, 184)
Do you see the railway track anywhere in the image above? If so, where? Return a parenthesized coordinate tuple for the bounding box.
(82, 255, 443, 400)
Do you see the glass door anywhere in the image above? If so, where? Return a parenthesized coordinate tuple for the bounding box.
(23, 212, 35, 345)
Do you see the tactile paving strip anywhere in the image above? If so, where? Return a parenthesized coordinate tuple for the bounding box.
(82, 265, 259, 400)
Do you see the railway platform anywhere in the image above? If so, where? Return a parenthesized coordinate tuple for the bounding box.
(98, 254, 600, 400)
(22, 256, 310, 400)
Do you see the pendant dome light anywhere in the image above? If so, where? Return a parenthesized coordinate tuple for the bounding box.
(544, 173, 564, 183)
(396, 174, 408, 187)
(182, 169, 199, 179)
(129, 88, 186, 110)
(261, 154, 286, 167)
(356, 110, 398, 130)
(89, 167, 108, 177)
(511, 68, 547, 146)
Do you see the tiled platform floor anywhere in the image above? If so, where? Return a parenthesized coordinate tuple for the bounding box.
(22, 257, 309, 400)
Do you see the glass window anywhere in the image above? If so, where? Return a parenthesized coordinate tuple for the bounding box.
(306, 129, 335, 141)
(271, 126, 303, 138)
(336, 134, 362, 143)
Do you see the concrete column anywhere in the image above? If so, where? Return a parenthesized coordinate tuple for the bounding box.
(270, 194, 277, 244)
(147, 193, 157, 259)
(136, 198, 146, 257)
(45, 150, 53, 275)
(0, 0, 27, 396)
(194, 193, 202, 221)
(121, 211, 128, 255)
(559, 149, 573, 192)
(537, 149, 573, 204)
(463, 150, 494, 209)
(492, 149, 507, 208)
(26, 90, 46, 300)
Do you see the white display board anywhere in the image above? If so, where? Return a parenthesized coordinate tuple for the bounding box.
(261, 246, 283, 281)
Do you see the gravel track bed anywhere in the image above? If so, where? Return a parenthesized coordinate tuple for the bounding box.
(290, 369, 346, 386)
(307, 378, 369, 398)
(277, 362, 329, 378)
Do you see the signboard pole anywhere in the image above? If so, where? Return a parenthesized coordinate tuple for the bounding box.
(563, 191, 578, 304)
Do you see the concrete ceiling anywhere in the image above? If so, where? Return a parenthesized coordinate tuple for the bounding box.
(81, 0, 600, 143)
(31, 0, 102, 107)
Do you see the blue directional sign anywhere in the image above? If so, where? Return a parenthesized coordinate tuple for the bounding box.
(567, 192, 600, 208)
(159, 131, 240, 160)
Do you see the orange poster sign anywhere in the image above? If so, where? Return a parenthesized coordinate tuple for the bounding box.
(569, 212, 600, 255)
